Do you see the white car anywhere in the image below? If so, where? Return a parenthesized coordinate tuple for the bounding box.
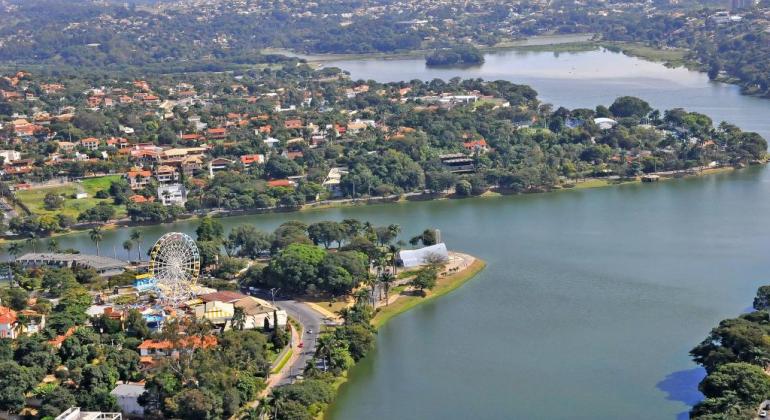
(759, 410, 767, 418)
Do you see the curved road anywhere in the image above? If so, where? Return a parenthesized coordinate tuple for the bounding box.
(273, 297, 324, 385)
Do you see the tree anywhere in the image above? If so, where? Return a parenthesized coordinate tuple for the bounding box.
(43, 192, 64, 210)
(130, 229, 144, 261)
(262, 243, 326, 294)
(89, 226, 103, 255)
(754, 285, 770, 311)
(196, 216, 224, 242)
(409, 268, 437, 296)
(122, 239, 133, 260)
(692, 363, 770, 418)
(307, 221, 344, 249)
(609, 96, 651, 119)
(7, 242, 23, 259)
(232, 307, 246, 331)
(39, 386, 77, 418)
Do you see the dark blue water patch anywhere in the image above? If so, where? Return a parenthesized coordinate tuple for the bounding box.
(657, 367, 706, 419)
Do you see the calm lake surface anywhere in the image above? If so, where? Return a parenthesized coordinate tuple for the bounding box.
(34, 49, 770, 419)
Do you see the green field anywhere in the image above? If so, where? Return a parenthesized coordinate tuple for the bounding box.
(16, 175, 127, 219)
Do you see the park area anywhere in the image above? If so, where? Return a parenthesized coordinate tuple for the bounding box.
(15, 175, 126, 219)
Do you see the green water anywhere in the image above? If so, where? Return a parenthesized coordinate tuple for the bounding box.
(25, 49, 770, 419)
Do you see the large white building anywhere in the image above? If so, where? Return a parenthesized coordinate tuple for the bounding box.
(157, 183, 187, 206)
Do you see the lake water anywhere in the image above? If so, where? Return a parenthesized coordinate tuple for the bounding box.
(26, 49, 770, 419)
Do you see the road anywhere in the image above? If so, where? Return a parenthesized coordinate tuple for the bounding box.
(247, 288, 325, 386)
(272, 297, 323, 385)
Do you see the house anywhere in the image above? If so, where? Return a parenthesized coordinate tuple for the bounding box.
(194, 300, 234, 326)
(267, 179, 295, 188)
(157, 183, 187, 206)
(233, 296, 287, 329)
(154, 165, 178, 183)
(128, 194, 154, 204)
(181, 155, 203, 177)
(208, 158, 234, 177)
(594, 118, 618, 130)
(463, 139, 489, 153)
(48, 327, 76, 349)
(137, 335, 218, 358)
(206, 127, 228, 140)
(180, 133, 204, 142)
(284, 119, 303, 130)
(439, 153, 475, 174)
(200, 290, 248, 303)
(240, 154, 266, 168)
(111, 384, 145, 418)
(0, 150, 21, 163)
(125, 167, 152, 190)
(106, 137, 130, 149)
(322, 167, 348, 197)
(0, 306, 17, 338)
(79, 137, 100, 151)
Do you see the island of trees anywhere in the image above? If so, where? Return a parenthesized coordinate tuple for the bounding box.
(425, 45, 485, 67)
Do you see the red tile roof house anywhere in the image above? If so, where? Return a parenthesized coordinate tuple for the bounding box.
(137, 335, 218, 358)
(0, 305, 18, 338)
(463, 139, 489, 153)
(284, 119, 304, 130)
(206, 127, 228, 140)
(125, 168, 153, 190)
(79, 137, 101, 151)
(240, 154, 266, 168)
(267, 179, 296, 188)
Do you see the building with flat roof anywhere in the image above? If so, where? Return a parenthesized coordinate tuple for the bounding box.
(16, 253, 127, 276)
(56, 407, 121, 420)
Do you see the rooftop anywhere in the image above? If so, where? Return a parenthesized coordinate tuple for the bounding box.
(17, 253, 127, 272)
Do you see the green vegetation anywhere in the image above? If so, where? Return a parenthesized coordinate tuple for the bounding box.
(425, 44, 485, 67)
(687, 284, 770, 418)
(15, 176, 126, 219)
(372, 259, 486, 329)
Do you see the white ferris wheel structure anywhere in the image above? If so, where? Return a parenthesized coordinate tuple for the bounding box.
(148, 232, 201, 306)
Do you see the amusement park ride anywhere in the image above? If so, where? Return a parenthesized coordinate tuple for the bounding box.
(134, 232, 201, 307)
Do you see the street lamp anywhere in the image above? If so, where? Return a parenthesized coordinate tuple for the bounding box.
(269, 288, 280, 306)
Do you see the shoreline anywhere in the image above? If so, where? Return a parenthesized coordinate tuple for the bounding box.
(2, 164, 755, 246)
(318, 255, 487, 420)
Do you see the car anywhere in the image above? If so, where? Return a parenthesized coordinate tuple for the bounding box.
(306, 329, 313, 334)
(760, 410, 767, 418)
(298, 342, 304, 348)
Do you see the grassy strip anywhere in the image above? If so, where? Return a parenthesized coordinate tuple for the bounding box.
(600, 42, 690, 67)
(371, 259, 487, 330)
(271, 348, 293, 374)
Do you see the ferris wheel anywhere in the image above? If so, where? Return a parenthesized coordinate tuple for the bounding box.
(148, 232, 200, 305)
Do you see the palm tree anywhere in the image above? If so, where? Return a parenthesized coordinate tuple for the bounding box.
(47, 238, 59, 253)
(387, 224, 401, 243)
(130, 229, 143, 261)
(25, 237, 39, 253)
(89, 226, 103, 256)
(232, 307, 246, 331)
(7, 242, 23, 259)
(122, 240, 133, 260)
(380, 272, 395, 306)
(354, 288, 371, 307)
(315, 334, 337, 372)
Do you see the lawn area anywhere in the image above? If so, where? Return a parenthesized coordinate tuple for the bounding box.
(16, 175, 126, 219)
(371, 258, 486, 329)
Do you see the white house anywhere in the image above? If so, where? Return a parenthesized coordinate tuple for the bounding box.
(157, 183, 187, 206)
(111, 383, 145, 418)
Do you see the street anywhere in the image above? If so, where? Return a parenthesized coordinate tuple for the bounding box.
(273, 297, 324, 385)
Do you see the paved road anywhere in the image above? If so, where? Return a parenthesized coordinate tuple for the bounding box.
(273, 297, 323, 385)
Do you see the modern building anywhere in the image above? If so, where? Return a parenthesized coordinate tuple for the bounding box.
(55, 407, 121, 420)
(234, 296, 288, 329)
(398, 243, 449, 268)
(16, 253, 127, 277)
(157, 183, 187, 206)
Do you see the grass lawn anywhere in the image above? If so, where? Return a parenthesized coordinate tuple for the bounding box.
(601, 42, 688, 66)
(371, 259, 486, 329)
(16, 175, 126, 219)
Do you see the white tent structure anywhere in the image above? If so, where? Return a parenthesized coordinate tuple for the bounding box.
(398, 243, 449, 268)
